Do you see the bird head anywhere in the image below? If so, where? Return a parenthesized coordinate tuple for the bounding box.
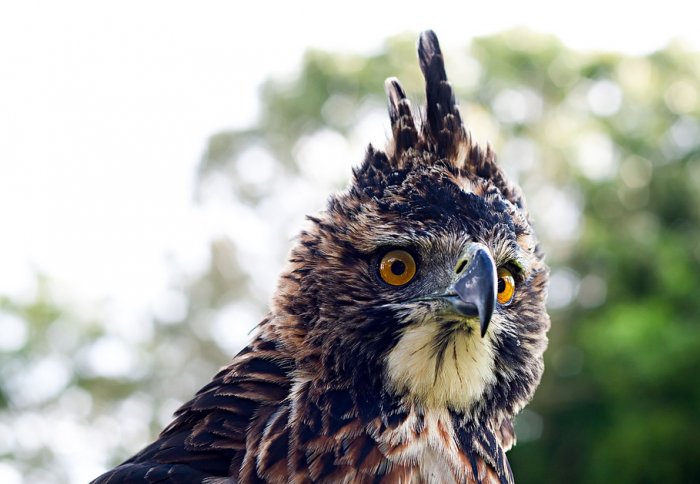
(274, 31, 550, 422)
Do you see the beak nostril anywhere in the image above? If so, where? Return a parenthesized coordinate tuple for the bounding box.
(455, 259, 468, 274)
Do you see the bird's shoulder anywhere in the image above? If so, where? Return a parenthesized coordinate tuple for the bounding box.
(91, 323, 295, 483)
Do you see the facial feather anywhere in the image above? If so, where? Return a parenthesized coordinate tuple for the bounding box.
(275, 150, 548, 418)
(386, 313, 498, 412)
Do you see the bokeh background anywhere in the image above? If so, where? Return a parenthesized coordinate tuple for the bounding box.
(1, 2, 699, 483)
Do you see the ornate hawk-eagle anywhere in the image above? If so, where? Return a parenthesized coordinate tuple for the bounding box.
(93, 30, 550, 484)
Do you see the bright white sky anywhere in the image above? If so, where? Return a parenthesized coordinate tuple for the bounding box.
(0, 1, 697, 319)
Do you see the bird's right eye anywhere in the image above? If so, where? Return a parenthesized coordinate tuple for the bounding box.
(379, 250, 417, 286)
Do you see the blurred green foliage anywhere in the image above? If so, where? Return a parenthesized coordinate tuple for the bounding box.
(2, 30, 699, 482)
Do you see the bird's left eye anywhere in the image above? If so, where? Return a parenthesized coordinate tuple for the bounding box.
(379, 250, 417, 286)
(497, 267, 516, 305)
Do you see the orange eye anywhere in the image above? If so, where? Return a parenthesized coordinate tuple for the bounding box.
(379, 250, 417, 286)
(497, 267, 516, 305)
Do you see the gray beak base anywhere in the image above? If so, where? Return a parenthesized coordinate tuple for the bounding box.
(450, 248, 497, 337)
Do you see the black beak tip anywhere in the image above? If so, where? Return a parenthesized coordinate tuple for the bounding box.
(480, 315, 489, 338)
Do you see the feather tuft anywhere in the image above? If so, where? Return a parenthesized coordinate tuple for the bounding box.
(418, 30, 467, 160)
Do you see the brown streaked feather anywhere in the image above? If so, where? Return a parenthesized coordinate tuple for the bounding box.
(255, 405, 290, 480)
(495, 418, 517, 452)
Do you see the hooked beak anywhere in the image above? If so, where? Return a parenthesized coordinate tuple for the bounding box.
(447, 247, 497, 338)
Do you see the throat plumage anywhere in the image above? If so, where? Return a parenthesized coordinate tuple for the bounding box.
(385, 321, 496, 412)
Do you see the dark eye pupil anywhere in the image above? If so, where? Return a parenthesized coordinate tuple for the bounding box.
(498, 278, 506, 293)
(391, 260, 406, 275)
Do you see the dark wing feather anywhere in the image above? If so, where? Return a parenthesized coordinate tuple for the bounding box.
(91, 335, 293, 483)
(91, 462, 217, 484)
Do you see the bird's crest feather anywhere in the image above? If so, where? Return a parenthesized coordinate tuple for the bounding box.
(380, 30, 524, 209)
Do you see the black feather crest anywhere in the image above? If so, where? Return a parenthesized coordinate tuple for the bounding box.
(382, 30, 522, 208)
(417, 30, 467, 159)
(385, 30, 468, 162)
